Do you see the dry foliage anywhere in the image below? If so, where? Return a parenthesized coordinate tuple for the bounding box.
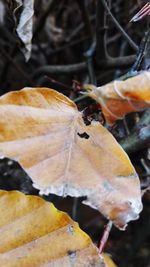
(0, 87, 142, 229)
(103, 254, 117, 267)
(87, 71, 150, 125)
(6, 0, 34, 60)
(0, 190, 106, 267)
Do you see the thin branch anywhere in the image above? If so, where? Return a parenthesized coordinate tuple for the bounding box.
(76, 0, 96, 84)
(33, 0, 58, 39)
(84, 38, 97, 84)
(120, 108, 150, 154)
(100, 0, 138, 52)
(132, 29, 150, 71)
(32, 54, 136, 78)
(96, 0, 107, 61)
(143, 26, 150, 69)
(121, 125, 150, 154)
(76, 0, 93, 40)
(99, 220, 113, 254)
(66, 15, 96, 42)
(0, 47, 32, 84)
(32, 62, 87, 76)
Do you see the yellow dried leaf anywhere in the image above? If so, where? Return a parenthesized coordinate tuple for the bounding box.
(87, 71, 150, 125)
(103, 254, 117, 267)
(0, 190, 104, 267)
(0, 87, 142, 228)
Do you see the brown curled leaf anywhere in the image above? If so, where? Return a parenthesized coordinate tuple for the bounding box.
(0, 87, 142, 229)
(87, 71, 150, 125)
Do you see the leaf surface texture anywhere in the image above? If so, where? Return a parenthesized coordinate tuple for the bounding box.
(0, 87, 142, 228)
(0, 190, 104, 267)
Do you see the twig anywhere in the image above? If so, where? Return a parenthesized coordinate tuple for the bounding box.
(66, 15, 96, 42)
(96, 0, 108, 62)
(32, 55, 136, 78)
(143, 23, 150, 69)
(99, 220, 112, 254)
(76, 0, 93, 40)
(72, 198, 78, 220)
(84, 38, 97, 85)
(0, 47, 32, 84)
(120, 108, 150, 154)
(76, 0, 96, 84)
(33, 0, 58, 39)
(132, 29, 150, 71)
(121, 125, 150, 154)
(74, 94, 88, 103)
(100, 0, 138, 51)
(32, 62, 87, 76)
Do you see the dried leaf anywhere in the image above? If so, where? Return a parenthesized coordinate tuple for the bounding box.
(87, 71, 150, 125)
(7, 0, 34, 61)
(0, 190, 104, 267)
(0, 87, 142, 229)
(103, 254, 117, 267)
(16, 0, 34, 61)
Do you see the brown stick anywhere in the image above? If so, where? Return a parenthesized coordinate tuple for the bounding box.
(99, 220, 112, 254)
(32, 55, 136, 78)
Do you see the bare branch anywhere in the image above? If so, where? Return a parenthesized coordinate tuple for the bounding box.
(120, 108, 150, 154)
(32, 55, 136, 78)
(100, 0, 138, 51)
